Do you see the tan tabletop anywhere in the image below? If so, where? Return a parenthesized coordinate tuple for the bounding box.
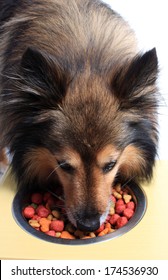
(0, 160, 168, 260)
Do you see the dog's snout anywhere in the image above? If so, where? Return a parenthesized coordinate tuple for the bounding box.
(77, 214, 100, 232)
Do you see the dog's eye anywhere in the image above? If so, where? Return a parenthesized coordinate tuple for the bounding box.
(57, 161, 75, 174)
(102, 161, 117, 174)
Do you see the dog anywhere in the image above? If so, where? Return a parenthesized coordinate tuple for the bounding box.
(0, 0, 159, 231)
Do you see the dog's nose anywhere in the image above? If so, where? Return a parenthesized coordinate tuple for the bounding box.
(77, 215, 100, 232)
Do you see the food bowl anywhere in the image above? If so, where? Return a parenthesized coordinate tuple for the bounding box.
(12, 182, 147, 245)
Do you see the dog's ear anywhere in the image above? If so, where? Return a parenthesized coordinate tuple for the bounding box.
(112, 48, 158, 110)
(21, 47, 68, 103)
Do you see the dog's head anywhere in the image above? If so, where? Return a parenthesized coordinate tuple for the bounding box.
(7, 47, 158, 231)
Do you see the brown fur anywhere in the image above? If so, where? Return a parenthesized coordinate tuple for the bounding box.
(0, 0, 159, 230)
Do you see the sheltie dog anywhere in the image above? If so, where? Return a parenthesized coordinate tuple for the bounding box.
(0, 0, 158, 231)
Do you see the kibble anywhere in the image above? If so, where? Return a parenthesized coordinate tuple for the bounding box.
(22, 185, 135, 240)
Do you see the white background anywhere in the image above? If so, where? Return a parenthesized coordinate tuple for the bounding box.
(104, 0, 168, 160)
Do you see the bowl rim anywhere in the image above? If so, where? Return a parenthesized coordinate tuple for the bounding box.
(12, 181, 147, 246)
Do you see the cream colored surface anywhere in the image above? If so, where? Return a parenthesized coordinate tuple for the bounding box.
(0, 160, 168, 260)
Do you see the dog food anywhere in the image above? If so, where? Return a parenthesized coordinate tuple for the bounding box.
(22, 184, 135, 239)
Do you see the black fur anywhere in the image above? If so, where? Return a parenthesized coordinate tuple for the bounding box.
(113, 48, 158, 110)
(0, 0, 159, 189)
(0, 0, 21, 24)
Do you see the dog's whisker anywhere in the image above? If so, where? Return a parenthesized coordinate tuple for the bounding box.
(50, 204, 65, 209)
(46, 188, 65, 202)
(121, 175, 137, 189)
(46, 165, 60, 181)
(46, 162, 68, 182)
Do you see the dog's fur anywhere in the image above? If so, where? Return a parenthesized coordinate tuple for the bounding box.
(0, 0, 159, 231)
